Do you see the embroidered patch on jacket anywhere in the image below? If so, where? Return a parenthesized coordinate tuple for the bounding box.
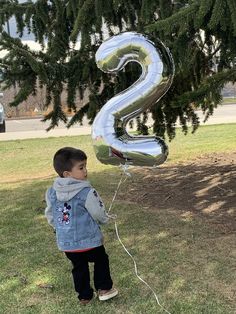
(93, 190, 98, 197)
(57, 202, 71, 225)
(93, 189, 104, 208)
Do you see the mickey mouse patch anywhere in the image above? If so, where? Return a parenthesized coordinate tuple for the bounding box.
(57, 202, 71, 225)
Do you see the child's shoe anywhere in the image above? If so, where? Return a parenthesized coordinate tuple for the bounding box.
(79, 291, 97, 305)
(79, 299, 91, 305)
(98, 288, 118, 301)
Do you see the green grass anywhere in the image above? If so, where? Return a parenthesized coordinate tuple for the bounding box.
(1, 124, 235, 182)
(0, 123, 235, 314)
(223, 97, 236, 104)
(168, 123, 236, 163)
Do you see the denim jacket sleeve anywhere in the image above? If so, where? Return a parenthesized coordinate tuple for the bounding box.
(45, 188, 55, 228)
(85, 188, 109, 224)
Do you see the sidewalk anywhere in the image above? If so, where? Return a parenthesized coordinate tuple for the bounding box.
(0, 104, 235, 141)
(0, 126, 91, 141)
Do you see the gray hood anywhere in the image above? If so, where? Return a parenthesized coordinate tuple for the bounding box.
(53, 177, 91, 202)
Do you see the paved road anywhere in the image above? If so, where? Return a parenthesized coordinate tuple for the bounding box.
(5, 116, 91, 132)
(0, 104, 235, 141)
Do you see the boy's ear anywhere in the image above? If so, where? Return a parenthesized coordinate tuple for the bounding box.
(63, 171, 71, 178)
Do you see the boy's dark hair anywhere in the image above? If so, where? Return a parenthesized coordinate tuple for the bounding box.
(53, 147, 87, 177)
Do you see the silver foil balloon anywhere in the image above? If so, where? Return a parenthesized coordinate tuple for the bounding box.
(92, 32, 174, 167)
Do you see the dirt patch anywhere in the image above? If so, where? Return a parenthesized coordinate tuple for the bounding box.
(119, 151, 236, 235)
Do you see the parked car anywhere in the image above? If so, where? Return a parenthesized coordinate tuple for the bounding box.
(0, 93, 6, 133)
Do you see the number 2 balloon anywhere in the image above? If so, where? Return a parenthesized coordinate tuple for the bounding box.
(92, 32, 174, 167)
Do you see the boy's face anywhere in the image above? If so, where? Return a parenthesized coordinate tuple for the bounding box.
(63, 160, 88, 180)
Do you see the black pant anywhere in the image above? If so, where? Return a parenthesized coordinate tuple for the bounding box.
(65, 245, 113, 300)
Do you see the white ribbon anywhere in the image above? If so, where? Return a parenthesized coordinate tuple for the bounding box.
(108, 165, 172, 314)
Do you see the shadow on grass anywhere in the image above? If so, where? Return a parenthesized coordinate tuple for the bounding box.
(118, 157, 236, 234)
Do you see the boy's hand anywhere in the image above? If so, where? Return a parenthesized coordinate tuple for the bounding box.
(107, 214, 117, 220)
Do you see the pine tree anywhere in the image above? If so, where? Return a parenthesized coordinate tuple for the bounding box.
(0, 0, 235, 138)
(146, 0, 236, 138)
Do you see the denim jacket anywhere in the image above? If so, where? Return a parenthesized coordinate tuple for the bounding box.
(45, 177, 109, 251)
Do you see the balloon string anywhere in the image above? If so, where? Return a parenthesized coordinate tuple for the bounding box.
(108, 167, 172, 314)
(108, 172, 127, 214)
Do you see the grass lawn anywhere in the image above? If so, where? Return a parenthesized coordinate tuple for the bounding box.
(223, 97, 236, 104)
(0, 123, 235, 314)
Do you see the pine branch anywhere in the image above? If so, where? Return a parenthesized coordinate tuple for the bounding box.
(1, 0, 236, 139)
(194, 0, 214, 29)
(70, 0, 94, 42)
(171, 69, 236, 109)
(208, 0, 226, 31)
(9, 82, 35, 107)
(1, 32, 48, 82)
(226, 0, 236, 36)
(145, 2, 198, 34)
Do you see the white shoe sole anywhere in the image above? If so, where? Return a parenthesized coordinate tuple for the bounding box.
(98, 289, 118, 301)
